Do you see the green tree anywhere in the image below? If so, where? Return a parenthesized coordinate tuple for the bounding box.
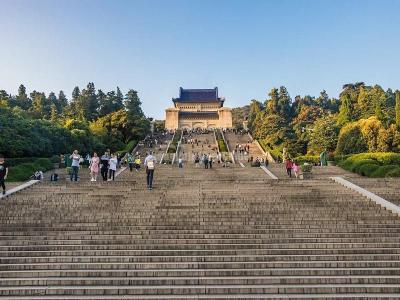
(337, 93, 353, 126)
(308, 114, 339, 153)
(30, 91, 50, 119)
(396, 91, 400, 128)
(265, 88, 279, 114)
(58, 91, 68, 114)
(277, 86, 291, 120)
(115, 87, 124, 111)
(248, 99, 262, 131)
(50, 104, 58, 123)
(15, 84, 32, 110)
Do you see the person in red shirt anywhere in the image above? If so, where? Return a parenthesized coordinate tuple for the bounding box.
(285, 159, 293, 178)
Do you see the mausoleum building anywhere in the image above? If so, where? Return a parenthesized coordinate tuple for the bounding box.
(165, 87, 233, 130)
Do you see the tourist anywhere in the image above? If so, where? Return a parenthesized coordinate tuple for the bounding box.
(178, 157, 183, 168)
(285, 159, 293, 178)
(100, 152, 110, 181)
(89, 152, 100, 182)
(208, 154, 213, 169)
(203, 154, 209, 169)
(293, 162, 300, 179)
(0, 155, 9, 195)
(194, 154, 200, 167)
(108, 154, 118, 181)
(69, 150, 80, 182)
(144, 151, 157, 190)
(117, 154, 122, 168)
(126, 153, 134, 172)
(134, 156, 141, 172)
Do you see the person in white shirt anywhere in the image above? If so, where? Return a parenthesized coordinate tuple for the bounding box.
(69, 150, 80, 182)
(144, 151, 157, 190)
(108, 154, 118, 181)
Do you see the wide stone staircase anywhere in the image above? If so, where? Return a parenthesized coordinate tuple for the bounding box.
(348, 177, 400, 206)
(225, 132, 264, 166)
(179, 132, 219, 165)
(0, 162, 400, 299)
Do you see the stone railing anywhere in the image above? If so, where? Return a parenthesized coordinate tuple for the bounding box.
(172, 131, 183, 165)
(248, 132, 276, 163)
(220, 129, 235, 164)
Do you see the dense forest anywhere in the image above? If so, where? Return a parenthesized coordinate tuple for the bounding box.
(239, 83, 400, 160)
(0, 83, 150, 158)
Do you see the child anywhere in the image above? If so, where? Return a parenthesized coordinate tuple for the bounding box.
(134, 156, 141, 172)
(293, 162, 300, 179)
(0, 155, 9, 195)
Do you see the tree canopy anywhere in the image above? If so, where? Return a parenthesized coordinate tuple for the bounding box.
(246, 83, 400, 159)
(0, 83, 150, 157)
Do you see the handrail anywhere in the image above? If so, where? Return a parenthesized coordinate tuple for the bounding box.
(220, 129, 235, 164)
(160, 131, 175, 164)
(248, 132, 276, 163)
(172, 131, 183, 165)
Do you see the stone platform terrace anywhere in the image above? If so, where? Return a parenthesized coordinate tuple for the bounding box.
(0, 156, 400, 299)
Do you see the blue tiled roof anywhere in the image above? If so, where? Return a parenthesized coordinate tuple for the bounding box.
(175, 87, 219, 103)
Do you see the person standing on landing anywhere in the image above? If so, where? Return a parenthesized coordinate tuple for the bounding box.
(100, 152, 110, 181)
(69, 150, 80, 182)
(108, 154, 118, 181)
(0, 155, 9, 195)
(89, 152, 100, 182)
(144, 151, 157, 190)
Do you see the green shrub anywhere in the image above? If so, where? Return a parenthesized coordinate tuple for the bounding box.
(50, 155, 60, 163)
(350, 159, 379, 173)
(334, 154, 351, 164)
(218, 140, 228, 152)
(358, 163, 380, 177)
(370, 165, 399, 178)
(385, 168, 400, 177)
(294, 155, 319, 165)
(166, 130, 181, 155)
(7, 158, 54, 182)
(301, 163, 313, 173)
(215, 130, 229, 153)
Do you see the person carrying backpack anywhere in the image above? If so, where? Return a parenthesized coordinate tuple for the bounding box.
(144, 151, 157, 190)
(126, 153, 134, 172)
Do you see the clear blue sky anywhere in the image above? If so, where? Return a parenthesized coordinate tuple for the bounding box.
(1, 0, 399, 119)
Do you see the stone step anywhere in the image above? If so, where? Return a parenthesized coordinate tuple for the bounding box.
(1, 275, 400, 286)
(0, 293, 399, 299)
(4, 247, 400, 257)
(1, 284, 400, 296)
(3, 260, 400, 271)
(2, 253, 400, 264)
(2, 267, 400, 278)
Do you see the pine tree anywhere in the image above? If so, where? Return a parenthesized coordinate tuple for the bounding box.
(14, 84, 32, 110)
(30, 91, 50, 119)
(124, 89, 142, 116)
(266, 88, 279, 114)
(50, 103, 58, 123)
(278, 86, 291, 120)
(58, 91, 68, 113)
(114, 87, 124, 111)
(396, 91, 400, 128)
(124, 89, 149, 140)
(337, 93, 353, 126)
